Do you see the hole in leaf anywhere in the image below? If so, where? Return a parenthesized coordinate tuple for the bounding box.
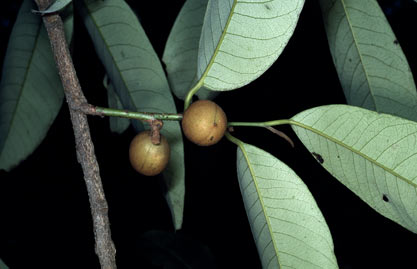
(382, 194, 389, 202)
(312, 152, 324, 164)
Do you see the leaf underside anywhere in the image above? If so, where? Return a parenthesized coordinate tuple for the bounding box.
(162, 0, 216, 101)
(319, 0, 417, 121)
(237, 142, 338, 269)
(291, 105, 417, 233)
(196, 0, 305, 91)
(0, 0, 73, 171)
(78, 0, 185, 230)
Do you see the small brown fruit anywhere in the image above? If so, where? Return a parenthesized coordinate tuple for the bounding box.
(129, 130, 170, 176)
(182, 100, 227, 146)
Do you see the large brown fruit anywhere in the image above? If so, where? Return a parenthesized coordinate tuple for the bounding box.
(182, 100, 227, 146)
(129, 131, 170, 176)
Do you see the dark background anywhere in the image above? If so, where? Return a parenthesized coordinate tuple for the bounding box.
(1, 0, 417, 268)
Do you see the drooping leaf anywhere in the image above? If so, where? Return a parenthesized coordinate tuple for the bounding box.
(138, 230, 216, 269)
(162, 0, 216, 101)
(235, 140, 338, 268)
(291, 105, 417, 233)
(0, 0, 73, 171)
(195, 0, 305, 91)
(103, 76, 130, 134)
(0, 258, 8, 269)
(77, 0, 185, 230)
(32, 0, 72, 14)
(319, 0, 417, 121)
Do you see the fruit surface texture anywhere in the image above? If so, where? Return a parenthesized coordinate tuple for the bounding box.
(182, 100, 227, 146)
(129, 131, 170, 176)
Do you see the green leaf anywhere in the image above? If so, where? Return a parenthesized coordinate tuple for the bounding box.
(0, 0, 73, 171)
(104, 76, 130, 134)
(0, 258, 8, 269)
(195, 0, 305, 91)
(236, 141, 338, 268)
(77, 0, 185, 230)
(291, 105, 417, 233)
(319, 0, 417, 121)
(32, 0, 72, 14)
(162, 0, 216, 101)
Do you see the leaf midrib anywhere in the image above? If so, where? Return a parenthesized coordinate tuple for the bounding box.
(339, 0, 377, 109)
(290, 119, 417, 189)
(237, 142, 282, 268)
(196, 0, 237, 90)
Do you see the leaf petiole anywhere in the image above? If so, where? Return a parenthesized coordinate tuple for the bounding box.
(184, 80, 203, 111)
(224, 131, 243, 147)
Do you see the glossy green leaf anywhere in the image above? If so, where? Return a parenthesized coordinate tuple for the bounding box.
(291, 105, 417, 233)
(236, 141, 338, 268)
(78, 0, 185, 230)
(162, 0, 216, 100)
(319, 0, 417, 121)
(104, 76, 130, 134)
(195, 0, 305, 91)
(0, 258, 8, 269)
(32, 0, 72, 14)
(0, 0, 73, 171)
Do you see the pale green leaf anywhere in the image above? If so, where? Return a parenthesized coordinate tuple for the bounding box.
(32, 0, 72, 14)
(291, 105, 417, 233)
(319, 0, 417, 121)
(162, 0, 216, 100)
(78, 0, 185, 230)
(0, 258, 8, 269)
(0, 0, 73, 171)
(104, 76, 130, 134)
(236, 142, 338, 269)
(196, 0, 305, 91)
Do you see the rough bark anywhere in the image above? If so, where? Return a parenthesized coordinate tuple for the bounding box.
(33, 1, 117, 268)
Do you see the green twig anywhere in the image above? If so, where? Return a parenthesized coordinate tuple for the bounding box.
(93, 106, 183, 121)
(77, 104, 182, 122)
(228, 120, 295, 147)
(228, 119, 292, 127)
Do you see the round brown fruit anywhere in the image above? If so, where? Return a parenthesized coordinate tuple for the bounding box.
(129, 130, 170, 176)
(182, 100, 227, 146)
